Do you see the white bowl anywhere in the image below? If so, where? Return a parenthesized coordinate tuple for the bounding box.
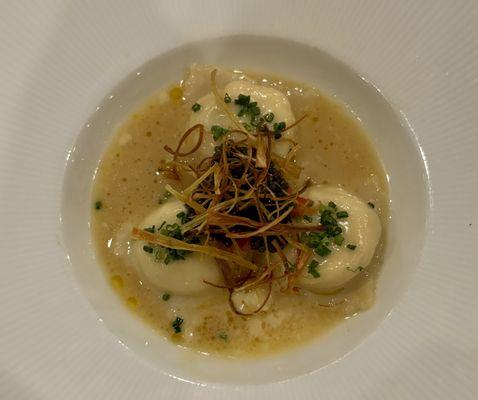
(1, 1, 477, 399)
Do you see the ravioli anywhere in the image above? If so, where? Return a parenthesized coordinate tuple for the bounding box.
(296, 186, 382, 292)
(92, 65, 389, 357)
(188, 80, 296, 157)
(132, 200, 221, 295)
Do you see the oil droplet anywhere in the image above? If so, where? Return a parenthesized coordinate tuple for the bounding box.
(111, 275, 124, 290)
(171, 333, 184, 343)
(169, 86, 183, 102)
(127, 297, 138, 308)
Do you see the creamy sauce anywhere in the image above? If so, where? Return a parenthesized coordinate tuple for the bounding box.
(91, 69, 389, 357)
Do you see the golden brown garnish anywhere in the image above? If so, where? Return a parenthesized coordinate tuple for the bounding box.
(133, 71, 314, 315)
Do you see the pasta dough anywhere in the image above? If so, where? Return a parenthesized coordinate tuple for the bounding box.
(296, 186, 382, 292)
(132, 200, 222, 295)
(189, 80, 296, 157)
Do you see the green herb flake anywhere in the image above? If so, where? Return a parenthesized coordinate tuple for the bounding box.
(234, 94, 251, 106)
(250, 116, 265, 128)
(191, 102, 201, 112)
(162, 293, 171, 301)
(224, 93, 231, 103)
(143, 245, 154, 253)
(368, 202, 375, 209)
(211, 125, 229, 141)
(218, 331, 228, 341)
(264, 112, 274, 122)
(347, 244, 357, 250)
(315, 244, 331, 257)
(336, 211, 349, 219)
(334, 234, 344, 246)
(308, 260, 320, 278)
(320, 209, 336, 226)
(149, 222, 200, 264)
(95, 201, 102, 210)
(243, 123, 252, 132)
(172, 316, 184, 333)
(234, 94, 261, 120)
(273, 121, 286, 134)
(328, 201, 337, 209)
(144, 225, 155, 233)
(303, 215, 313, 223)
(176, 211, 191, 225)
(347, 266, 364, 273)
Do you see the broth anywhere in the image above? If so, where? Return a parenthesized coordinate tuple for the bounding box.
(91, 69, 389, 357)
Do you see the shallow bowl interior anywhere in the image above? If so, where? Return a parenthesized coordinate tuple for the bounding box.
(61, 35, 429, 384)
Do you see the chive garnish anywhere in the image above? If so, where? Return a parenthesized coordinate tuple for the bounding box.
(346, 266, 364, 273)
(162, 293, 171, 301)
(347, 244, 357, 250)
(336, 211, 349, 219)
(211, 125, 229, 140)
(243, 123, 252, 132)
(192, 103, 201, 112)
(308, 260, 320, 278)
(143, 245, 154, 253)
(172, 316, 184, 333)
(334, 234, 344, 246)
(315, 244, 331, 257)
(303, 215, 313, 223)
(144, 225, 155, 233)
(95, 201, 102, 210)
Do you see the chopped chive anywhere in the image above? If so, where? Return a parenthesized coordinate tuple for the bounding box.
(176, 211, 191, 224)
(224, 93, 231, 103)
(273, 121, 286, 132)
(336, 211, 349, 219)
(303, 215, 313, 223)
(243, 123, 252, 132)
(347, 244, 357, 250)
(172, 316, 184, 333)
(211, 125, 229, 140)
(334, 234, 344, 246)
(328, 201, 337, 209)
(218, 331, 228, 341)
(95, 201, 102, 210)
(264, 112, 274, 122)
(234, 94, 250, 106)
(315, 244, 331, 257)
(162, 293, 171, 301)
(368, 202, 375, 209)
(143, 245, 154, 253)
(250, 116, 264, 128)
(346, 266, 364, 273)
(191, 103, 201, 112)
(144, 225, 155, 233)
(307, 259, 320, 278)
